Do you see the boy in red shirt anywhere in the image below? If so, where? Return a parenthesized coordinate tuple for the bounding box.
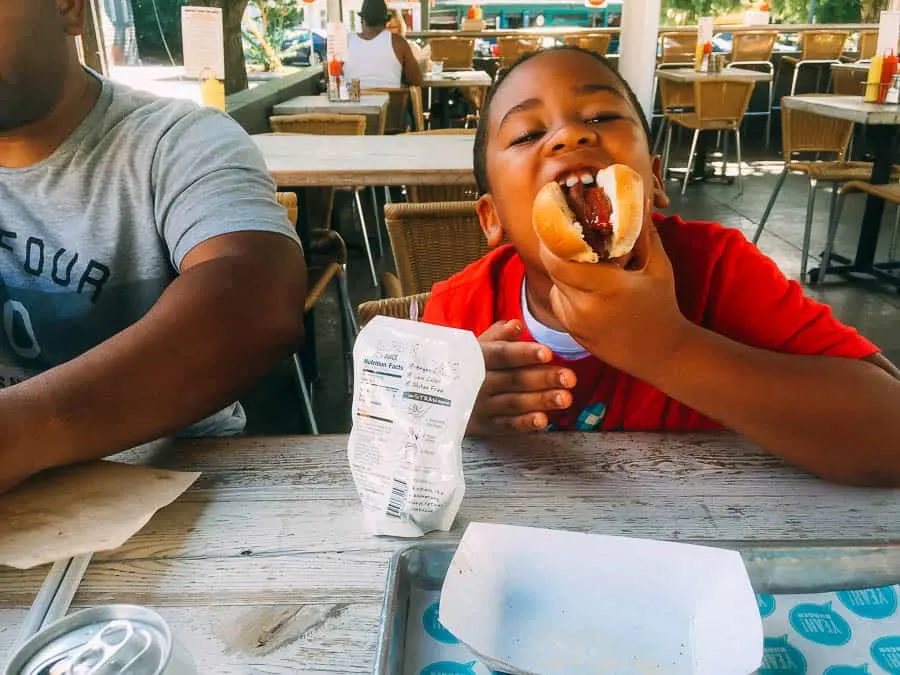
(423, 46, 900, 485)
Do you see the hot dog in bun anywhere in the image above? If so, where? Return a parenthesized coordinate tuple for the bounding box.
(532, 164, 644, 263)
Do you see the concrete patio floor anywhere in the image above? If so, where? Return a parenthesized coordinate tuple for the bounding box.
(241, 125, 900, 435)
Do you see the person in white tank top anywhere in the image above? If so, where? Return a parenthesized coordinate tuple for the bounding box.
(344, 0, 422, 90)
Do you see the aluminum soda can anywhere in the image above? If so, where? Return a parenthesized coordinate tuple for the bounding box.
(5, 605, 196, 675)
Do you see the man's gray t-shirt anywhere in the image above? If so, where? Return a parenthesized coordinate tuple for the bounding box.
(0, 74, 301, 436)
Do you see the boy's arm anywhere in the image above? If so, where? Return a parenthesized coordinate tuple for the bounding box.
(0, 231, 306, 492)
(542, 224, 900, 486)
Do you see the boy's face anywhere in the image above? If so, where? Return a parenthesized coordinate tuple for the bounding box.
(476, 50, 668, 277)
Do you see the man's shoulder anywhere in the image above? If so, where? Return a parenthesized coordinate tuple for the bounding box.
(101, 78, 247, 151)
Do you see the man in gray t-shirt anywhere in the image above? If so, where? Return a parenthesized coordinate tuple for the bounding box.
(0, 1, 306, 492)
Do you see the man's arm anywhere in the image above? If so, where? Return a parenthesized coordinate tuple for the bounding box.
(393, 35, 424, 87)
(1, 231, 306, 490)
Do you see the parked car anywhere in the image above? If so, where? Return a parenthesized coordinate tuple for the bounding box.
(280, 28, 327, 66)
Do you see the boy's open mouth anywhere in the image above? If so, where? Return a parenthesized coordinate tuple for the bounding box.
(560, 173, 613, 254)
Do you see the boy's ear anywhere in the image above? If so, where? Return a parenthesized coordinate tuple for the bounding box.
(476, 194, 504, 248)
(650, 155, 670, 210)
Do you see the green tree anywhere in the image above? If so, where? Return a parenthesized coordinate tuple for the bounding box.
(243, 1, 305, 72)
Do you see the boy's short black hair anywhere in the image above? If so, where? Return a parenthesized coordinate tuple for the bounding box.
(473, 45, 653, 195)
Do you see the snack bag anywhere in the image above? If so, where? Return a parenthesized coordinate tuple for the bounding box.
(348, 316, 485, 537)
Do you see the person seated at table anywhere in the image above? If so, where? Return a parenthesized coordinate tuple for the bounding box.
(387, 9, 429, 70)
(345, 0, 423, 89)
(0, 0, 307, 493)
(423, 46, 900, 487)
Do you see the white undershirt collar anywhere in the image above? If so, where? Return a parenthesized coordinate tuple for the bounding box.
(520, 280, 591, 361)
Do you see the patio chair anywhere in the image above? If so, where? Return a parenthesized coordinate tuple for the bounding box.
(563, 33, 611, 56)
(497, 36, 542, 69)
(403, 129, 478, 203)
(818, 181, 900, 285)
(752, 100, 900, 281)
(843, 30, 878, 62)
(652, 78, 695, 155)
(651, 31, 699, 129)
(780, 30, 849, 96)
(831, 66, 867, 96)
(276, 192, 358, 434)
(269, 112, 381, 288)
(725, 31, 778, 146)
(429, 37, 476, 71)
(382, 201, 490, 297)
(358, 292, 431, 328)
(361, 86, 413, 135)
(661, 78, 756, 196)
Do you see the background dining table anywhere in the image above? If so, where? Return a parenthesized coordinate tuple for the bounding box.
(2, 433, 899, 673)
(271, 93, 390, 135)
(423, 70, 493, 129)
(782, 94, 900, 290)
(251, 132, 475, 188)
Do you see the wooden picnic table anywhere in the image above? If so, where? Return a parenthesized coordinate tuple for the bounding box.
(2, 433, 899, 672)
(252, 133, 475, 187)
(783, 94, 900, 289)
(271, 93, 390, 135)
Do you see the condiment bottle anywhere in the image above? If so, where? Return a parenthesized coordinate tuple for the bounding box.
(880, 50, 899, 103)
(700, 41, 712, 73)
(888, 74, 900, 104)
(694, 40, 705, 72)
(865, 54, 884, 102)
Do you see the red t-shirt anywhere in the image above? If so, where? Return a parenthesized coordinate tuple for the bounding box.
(423, 214, 879, 432)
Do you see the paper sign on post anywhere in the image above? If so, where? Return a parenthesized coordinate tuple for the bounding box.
(698, 16, 714, 44)
(877, 10, 900, 58)
(181, 6, 225, 79)
(327, 21, 349, 62)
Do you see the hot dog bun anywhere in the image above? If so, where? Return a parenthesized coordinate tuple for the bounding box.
(533, 164, 644, 263)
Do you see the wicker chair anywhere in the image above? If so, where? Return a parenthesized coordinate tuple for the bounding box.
(497, 36, 542, 69)
(361, 86, 417, 135)
(651, 31, 698, 128)
(780, 30, 849, 96)
(661, 78, 756, 196)
(269, 113, 380, 288)
(276, 192, 358, 434)
(651, 78, 695, 155)
(830, 66, 866, 96)
(820, 181, 900, 284)
(725, 31, 778, 146)
(358, 292, 432, 328)
(382, 201, 490, 297)
(852, 30, 878, 62)
(563, 33, 611, 56)
(753, 100, 900, 281)
(429, 37, 476, 71)
(404, 130, 478, 202)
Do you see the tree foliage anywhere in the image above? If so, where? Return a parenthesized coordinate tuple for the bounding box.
(242, 1, 305, 72)
(661, 0, 863, 24)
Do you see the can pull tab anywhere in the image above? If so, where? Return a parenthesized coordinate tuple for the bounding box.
(54, 620, 153, 675)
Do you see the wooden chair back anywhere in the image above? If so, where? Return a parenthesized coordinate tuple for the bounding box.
(799, 30, 849, 60)
(563, 33, 611, 56)
(358, 293, 431, 327)
(831, 67, 866, 96)
(269, 113, 367, 136)
(429, 37, 476, 70)
(361, 87, 410, 134)
(659, 31, 697, 64)
(383, 201, 489, 295)
(693, 79, 756, 126)
(731, 31, 776, 62)
(858, 30, 878, 61)
(780, 99, 853, 160)
(497, 36, 542, 68)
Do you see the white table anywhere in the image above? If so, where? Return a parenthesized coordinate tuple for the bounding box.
(2, 433, 899, 672)
(272, 94, 390, 134)
(783, 95, 900, 289)
(252, 133, 475, 187)
(655, 66, 773, 83)
(424, 70, 493, 128)
(423, 70, 493, 88)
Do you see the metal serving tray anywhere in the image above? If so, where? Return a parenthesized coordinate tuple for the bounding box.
(374, 540, 900, 675)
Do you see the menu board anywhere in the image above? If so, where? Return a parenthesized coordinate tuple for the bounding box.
(181, 6, 226, 79)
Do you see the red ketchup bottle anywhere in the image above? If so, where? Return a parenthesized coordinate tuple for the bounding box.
(880, 50, 898, 103)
